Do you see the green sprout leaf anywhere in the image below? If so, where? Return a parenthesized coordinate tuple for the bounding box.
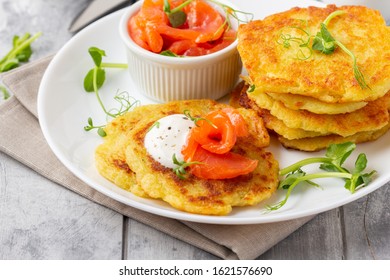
(83, 117, 106, 137)
(0, 32, 42, 73)
(279, 169, 307, 189)
(311, 10, 370, 89)
(13, 34, 33, 62)
(163, 0, 192, 28)
(0, 58, 19, 72)
(280, 142, 357, 176)
(147, 121, 161, 132)
(312, 23, 336, 54)
(88, 47, 106, 67)
(83, 67, 106, 92)
(279, 10, 370, 89)
(97, 127, 107, 137)
(83, 47, 137, 137)
(353, 153, 367, 173)
(172, 153, 203, 180)
(0, 85, 10, 100)
(247, 84, 256, 93)
(168, 10, 187, 28)
(277, 20, 313, 60)
(163, 0, 171, 13)
(268, 142, 376, 211)
(160, 50, 180, 57)
(183, 109, 217, 128)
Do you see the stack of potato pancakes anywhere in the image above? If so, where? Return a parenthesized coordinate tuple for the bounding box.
(236, 5, 390, 151)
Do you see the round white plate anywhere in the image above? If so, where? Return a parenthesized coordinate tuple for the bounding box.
(38, 0, 390, 224)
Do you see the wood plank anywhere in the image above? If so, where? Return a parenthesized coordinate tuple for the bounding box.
(0, 0, 124, 260)
(342, 185, 390, 260)
(0, 153, 123, 259)
(364, 186, 390, 259)
(1, 0, 389, 261)
(0, 0, 90, 55)
(125, 218, 219, 260)
(258, 209, 343, 259)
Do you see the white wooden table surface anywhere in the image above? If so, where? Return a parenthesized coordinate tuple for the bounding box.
(0, 0, 389, 260)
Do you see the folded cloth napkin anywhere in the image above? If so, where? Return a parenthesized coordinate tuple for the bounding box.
(0, 56, 313, 260)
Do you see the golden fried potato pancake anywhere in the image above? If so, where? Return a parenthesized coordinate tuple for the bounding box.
(238, 5, 390, 103)
(124, 100, 278, 215)
(229, 80, 247, 108)
(231, 82, 326, 139)
(257, 108, 327, 140)
(248, 90, 390, 137)
(95, 106, 155, 197)
(231, 82, 390, 148)
(278, 123, 390, 151)
(266, 92, 367, 115)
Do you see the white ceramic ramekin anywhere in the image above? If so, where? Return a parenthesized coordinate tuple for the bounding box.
(119, 0, 243, 102)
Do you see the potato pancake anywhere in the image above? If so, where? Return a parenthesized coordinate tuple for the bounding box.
(248, 89, 390, 137)
(95, 106, 155, 197)
(231, 84, 326, 139)
(237, 5, 390, 103)
(266, 92, 367, 115)
(123, 100, 278, 215)
(278, 123, 390, 151)
(256, 108, 327, 140)
(231, 82, 390, 149)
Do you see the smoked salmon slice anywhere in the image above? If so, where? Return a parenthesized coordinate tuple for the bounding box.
(127, 0, 236, 56)
(182, 109, 258, 179)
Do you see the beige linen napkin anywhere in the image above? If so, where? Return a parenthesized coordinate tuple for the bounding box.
(0, 56, 313, 260)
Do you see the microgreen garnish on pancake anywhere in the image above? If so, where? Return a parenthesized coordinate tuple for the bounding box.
(278, 10, 369, 89)
(147, 121, 161, 132)
(312, 11, 370, 90)
(172, 153, 203, 180)
(183, 109, 217, 128)
(277, 19, 313, 60)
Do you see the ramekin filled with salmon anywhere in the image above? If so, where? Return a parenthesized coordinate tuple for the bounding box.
(119, 0, 251, 102)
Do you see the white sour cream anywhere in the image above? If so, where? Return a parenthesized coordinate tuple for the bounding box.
(144, 114, 194, 169)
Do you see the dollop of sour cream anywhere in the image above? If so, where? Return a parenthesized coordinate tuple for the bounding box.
(144, 114, 194, 169)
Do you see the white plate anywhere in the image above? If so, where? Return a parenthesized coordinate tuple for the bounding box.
(38, 0, 390, 224)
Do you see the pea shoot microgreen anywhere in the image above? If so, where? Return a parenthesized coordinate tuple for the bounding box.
(83, 47, 128, 95)
(247, 84, 256, 93)
(163, 0, 192, 27)
(160, 50, 180, 57)
(163, 0, 253, 38)
(147, 121, 161, 132)
(277, 19, 313, 60)
(311, 10, 370, 90)
(183, 109, 217, 128)
(0, 85, 10, 100)
(84, 117, 107, 137)
(83, 46, 138, 137)
(208, 0, 253, 39)
(172, 153, 203, 180)
(278, 10, 370, 89)
(267, 142, 376, 211)
(0, 32, 42, 73)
